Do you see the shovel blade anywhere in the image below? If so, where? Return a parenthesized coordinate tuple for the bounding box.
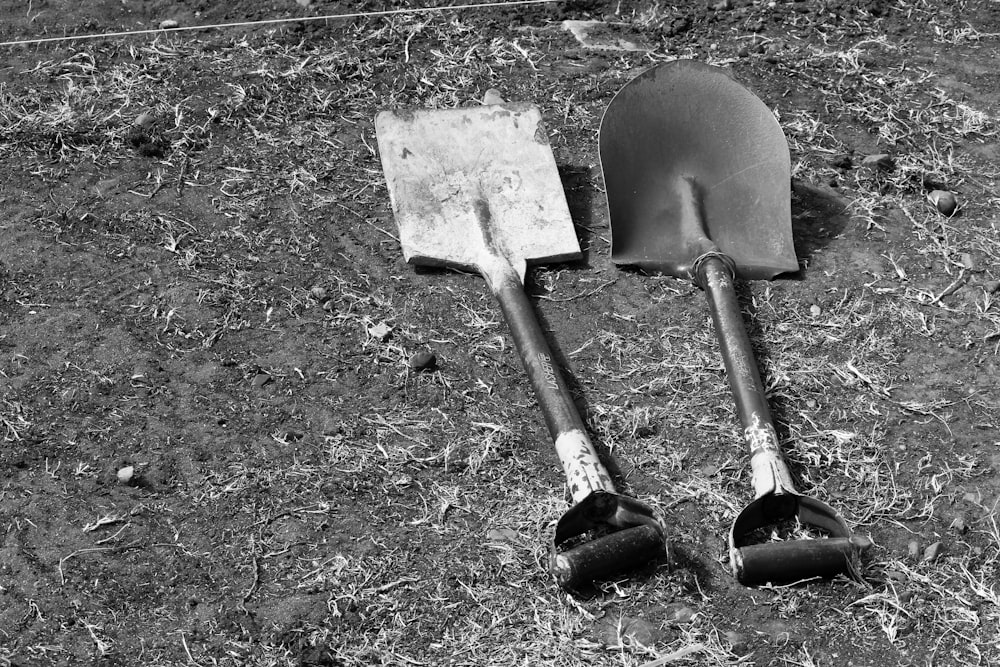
(376, 103, 580, 280)
(599, 60, 798, 280)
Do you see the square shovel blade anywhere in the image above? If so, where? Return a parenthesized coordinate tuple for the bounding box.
(375, 103, 580, 279)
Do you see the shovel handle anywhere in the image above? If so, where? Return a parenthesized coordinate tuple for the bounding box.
(492, 267, 615, 504)
(489, 261, 666, 588)
(696, 256, 797, 499)
(733, 537, 869, 585)
(552, 524, 666, 589)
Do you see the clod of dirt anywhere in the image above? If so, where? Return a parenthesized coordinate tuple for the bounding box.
(561, 20, 650, 51)
(408, 350, 437, 371)
(126, 129, 167, 158)
(984, 280, 1000, 294)
(951, 514, 968, 534)
(927, 190, 958, 216)
(907, 539, 920, 559)
(923, 541, 944, 562)
(830, 154, 853, 169)
(594, 614, 664, 648)
(159, 19, 179, 29)
(662, 603, 696, 624)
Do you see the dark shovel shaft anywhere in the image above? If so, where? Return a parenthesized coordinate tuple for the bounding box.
(698, 256, 773, 435)
(697, 256, 796, 501)
(493, 269, 666, 584)
(494, 275, 589, 447)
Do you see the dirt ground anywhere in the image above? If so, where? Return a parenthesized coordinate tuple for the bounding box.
(1, 0, 999, 665)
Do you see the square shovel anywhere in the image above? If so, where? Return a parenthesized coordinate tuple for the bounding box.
(376, 99, 667, 589)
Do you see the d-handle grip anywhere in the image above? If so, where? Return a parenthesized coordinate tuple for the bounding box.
(734, 536, 872, 585)
(552, 524, 667, 589)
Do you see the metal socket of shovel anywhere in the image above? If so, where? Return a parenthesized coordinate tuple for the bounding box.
(599, 60, 870, 585)
(376, 100, 667, 589)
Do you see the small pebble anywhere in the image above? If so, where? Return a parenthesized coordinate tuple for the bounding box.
(927, 190, 958, 216)
(861, 153, 894, 172)
(984, 281, 1000, 294)
(667, 604, 696, 624)
(407, 350, 437, 371)
(368, 321, 392, 341)
(133, 112, 155, 129)
(482, 88, 505, 105)
(809, 303, 822, 316)
(724, 630, 748, 654)
(158, 19, 180, 30)
(923, 541, 944, 562)
(486, 527, 519, 543)
(251, 372, 272, 389)
(907, 539, 920, 559)
(760, 618, 800, 643)
(595, 615, 662, 648)
(698, 463, 719, 477)
(951, 514, 968, 534)
(964, 490, 983, 503)
(310, 285, 327, 301)
(117, 465, 135, 485)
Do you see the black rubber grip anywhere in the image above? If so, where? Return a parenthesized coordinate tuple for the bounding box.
(551, 524, 667, 589)
(734, 537, 866, 585)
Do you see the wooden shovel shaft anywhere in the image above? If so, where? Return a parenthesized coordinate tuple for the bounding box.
(697, 256, 797, 499)
(492, 267, 616, 504)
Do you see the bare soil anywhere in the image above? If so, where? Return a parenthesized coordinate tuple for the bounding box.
(2, 1, 1000, 665)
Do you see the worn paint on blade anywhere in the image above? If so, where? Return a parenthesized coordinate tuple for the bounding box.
(374, 104, 581, 281)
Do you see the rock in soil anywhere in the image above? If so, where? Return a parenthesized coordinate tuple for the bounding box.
(927, 189, 958, 216)
(861, 153, 895, 172)
(407, 350, 437, 371)
(923, 541, 944, 562)
(116, 465, 135, 485)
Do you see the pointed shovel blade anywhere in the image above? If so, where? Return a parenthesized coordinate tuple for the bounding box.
(599, 60, 797, 280)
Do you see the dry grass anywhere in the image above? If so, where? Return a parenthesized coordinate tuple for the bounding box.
(1, 1, 999, 665)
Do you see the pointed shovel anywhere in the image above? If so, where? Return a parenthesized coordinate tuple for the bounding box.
(600, 61, 870, 585)
(376, 98, 667, 589)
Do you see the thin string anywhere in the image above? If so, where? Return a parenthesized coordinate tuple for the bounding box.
(0, 0, 560, 48)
